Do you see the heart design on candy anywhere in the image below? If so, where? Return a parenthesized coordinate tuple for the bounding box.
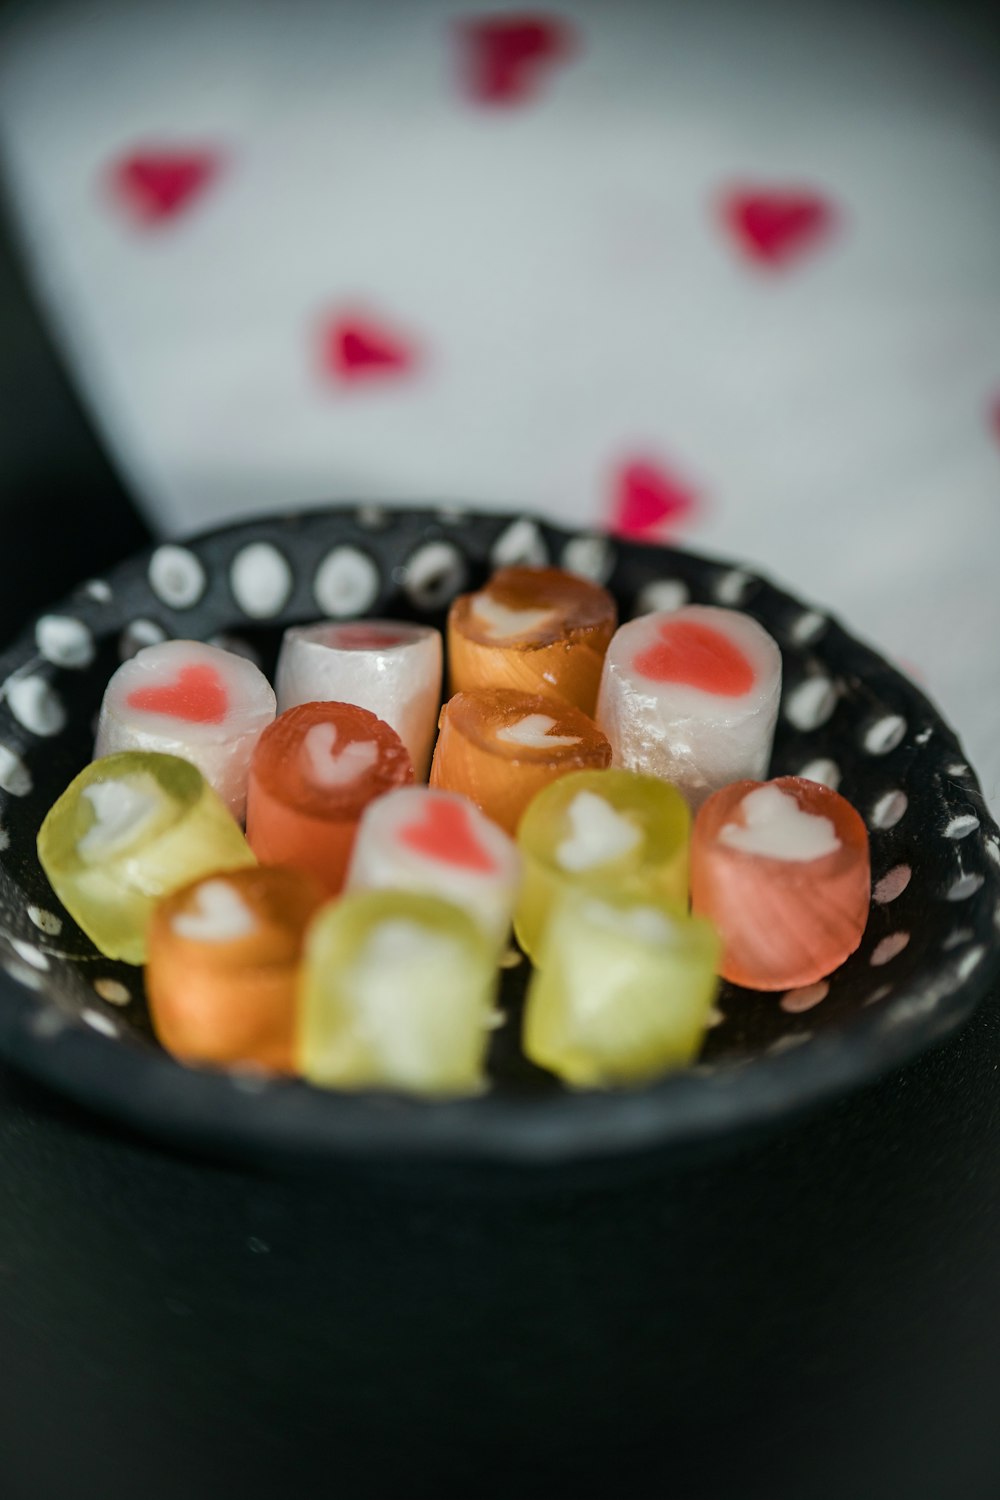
(172, 880, 257, 942)
(633, 620, 755, 697)
(303, 723, 379, 788)
(127, 663, 228, 723)
(399, 800, 495, 873)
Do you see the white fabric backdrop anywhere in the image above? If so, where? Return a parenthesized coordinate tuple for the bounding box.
(1, 0, 998, 804)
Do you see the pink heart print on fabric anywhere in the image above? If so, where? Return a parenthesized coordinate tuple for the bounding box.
(720, 188, 837, 268)
(322, 314, 419, 382)
(455, 14, 579, 105)
(127, 663, 229, 723)
(609, 459, 700, 539)
(108, 150, 222, 225)
(399, 799, 496, 873)
(633, 619, 756, 696)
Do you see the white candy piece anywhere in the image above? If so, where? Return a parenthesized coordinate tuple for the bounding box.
(719, 784, 841, 862)
(345, 786, 520, 951)
(275, 620, 442, 779)
(94, 639, 276, 821)
(596, 605, 781, 810)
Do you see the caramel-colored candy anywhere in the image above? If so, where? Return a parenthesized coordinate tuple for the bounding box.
(429, 689, 611, 836)
(246, 701, 414, 895)
(447, 566, 616, 715)
(691, 777, 870, 990)
(146, 866, 325, 1071)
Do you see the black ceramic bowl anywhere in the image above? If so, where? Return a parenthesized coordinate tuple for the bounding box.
(0, 505, 996, 1164)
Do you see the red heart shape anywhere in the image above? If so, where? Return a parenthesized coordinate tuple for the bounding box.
(721, 188, 835, 268)
(399, 799, 495, 872)
(323, 316, 417, 382)
(634, 620, 755, 696)
(610, 459, 699, 539)
(457, 15, 578, 105)
(109, 150, 220, 225)
(127, 664, 228, 724)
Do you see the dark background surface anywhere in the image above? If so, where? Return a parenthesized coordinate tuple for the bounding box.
(2, 84, 1000, 1500)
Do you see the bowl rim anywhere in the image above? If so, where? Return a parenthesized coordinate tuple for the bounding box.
(0, 502, 997, 1166)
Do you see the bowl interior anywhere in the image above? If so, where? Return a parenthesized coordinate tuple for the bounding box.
(0, 505, 996, 1163)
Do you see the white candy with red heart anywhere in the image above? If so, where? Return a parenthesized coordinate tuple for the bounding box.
(345, 785, 520, 950)
(275, 620, 442, 779)
(597, 605, 782, 810)
(95, 639, 276, 820)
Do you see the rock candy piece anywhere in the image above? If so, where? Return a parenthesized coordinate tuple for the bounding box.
(146, 866, 325, 1071)
(691, 776, 870, 989)
(299, 890, 497, 1096)
(37, 751, 255, 964)
(275, 619, 442, 779)
(94, 638, 276, 821)
(246, 701, 414, 896)
(596, 605, 781, 810)
(515, 768, 690, 960)
(448, 565, 616, 715)
(346, 786, 520, 951)
(524, 890, 720, 1086)
(429, 688, 611, 836)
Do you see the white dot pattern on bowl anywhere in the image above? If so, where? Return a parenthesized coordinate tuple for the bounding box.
(0, 746, 31, 797)
(863, 714, 907, 756)
(871, 932, 910, 966)
(10, 937, 49, 970)
(714, 569, 754, 605)
(785, 676, 837, 732)
(148, 545, 207, 610)
(401, 541, 467, 608)
(313, 546, 380, 617)
(119, 619, 168, 659)
(560, 535, 613, 584)
(790, 611, 827, 645)
(797, 757, 841, 790)
(5, 676, 66, 737)
(635, 579, 689, 616)
(229, 543, 293, 619)
(490, 519, 549, 569)
(81, 1009, 119, 1038)
(35, 615, 95, 669)
(947, 872, 985, 901)
(873, 865, 911, 904)
(27, 906, 62, 935)
(871, 790, 907, 830)
(93, 978, 131, 1006)
(780, 981, 829, 1013)
(944, 814, 980, 840)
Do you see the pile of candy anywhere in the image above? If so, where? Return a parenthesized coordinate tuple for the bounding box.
(36, 564, 871, 1096)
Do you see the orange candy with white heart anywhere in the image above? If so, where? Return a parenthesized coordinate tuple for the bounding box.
(36, 562, 871, 1094)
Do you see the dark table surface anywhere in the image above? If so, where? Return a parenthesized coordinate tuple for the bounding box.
(3, 151, 1000, 1500)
